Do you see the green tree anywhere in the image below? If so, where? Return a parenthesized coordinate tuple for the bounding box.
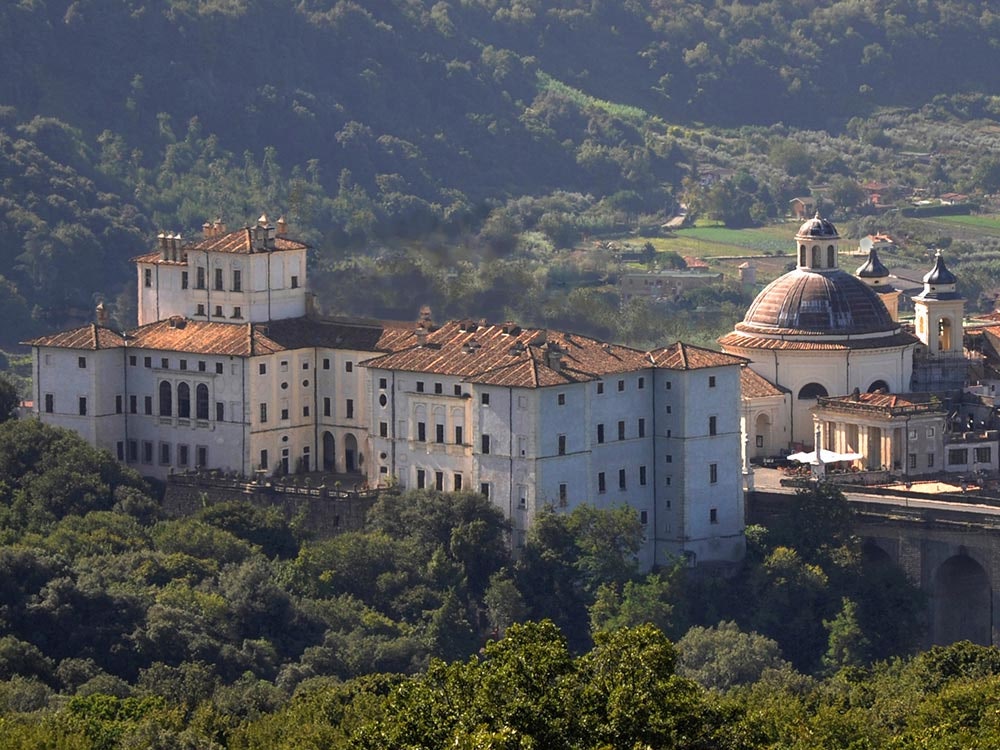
(677, 621, 790, 691)
(0, 374, 19, 423)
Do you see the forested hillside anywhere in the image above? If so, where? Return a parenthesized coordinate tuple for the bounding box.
(5, 1, 1000, 344)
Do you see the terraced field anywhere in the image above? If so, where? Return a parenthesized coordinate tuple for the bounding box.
(639, 223, 796, 258)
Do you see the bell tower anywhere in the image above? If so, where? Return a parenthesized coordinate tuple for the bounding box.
(911, 250, 966, 391)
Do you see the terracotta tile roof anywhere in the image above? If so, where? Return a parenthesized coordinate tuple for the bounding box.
(648, 342, 747, 370)
(363, 321, 659, 386)
(718, 330, 919, 352)
(127, 319, 257, 356)
(740, 367, 788, 398)
(24, 325, 125, 350)
(131, 228, 307, 263)
(817, 391, 944, 416)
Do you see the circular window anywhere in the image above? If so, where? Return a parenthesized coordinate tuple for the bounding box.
(379, 452, 387, 460)
(280, 382, 288, 390)
(302, 379, 310, 387)
(379, 394, 388, 407)
(281, 435, 289, 442)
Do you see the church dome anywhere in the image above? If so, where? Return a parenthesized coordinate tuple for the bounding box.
(796, 213, 839, 239)
(739, 268, 896, 335)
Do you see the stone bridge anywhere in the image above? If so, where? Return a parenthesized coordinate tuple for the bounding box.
(749, 489, 1000, 647)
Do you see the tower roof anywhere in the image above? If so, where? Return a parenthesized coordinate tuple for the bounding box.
(795, 212, 839, 240)
(856, 245, 889, 279)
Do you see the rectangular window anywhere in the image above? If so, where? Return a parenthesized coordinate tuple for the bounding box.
(638, 418, 646, 438)
(161, 358, 169, 369)
(214, 305, 223, 318)
(280, 407, 289, 420)
(557, 393, 565, 406)
(159, 443, 171, 465)
(260, 403, 268, 423)
(618, 421, 625, 440)
(216, 402, 224, 421)
(558, 435, 566, 455)
(379, 377, 387, 389)
(78, 356, 86, 368)
(416, 469, 426, 489)
(323, 358, 331, 370)
(232, 270, 241, 292)
(379, 421, 388, 437)
(260, 450, 268, 471)
(976, 447, 992, 463)
(144, 396, 152, 415)
(454, 473, 463, 491)
(480, 483, 490, 499)
(455, 425, 463, 445)
(434, 382, 442, 395)
(639, 465, 647, 486)
(481, 392, 489, 405)
(232, 307, 242, 319)
(214, 268, 223, 291)
(435, 471, 444, 491)
(178, 445, 189, 467)
(324, 397, 331, 417)
(346, 399, 354, 419)
(618, 379, 625, 392)
(196, 446, 207, 468)
(181, 271, 188, 290)
(710, 508, 718, 524)
(129, 355, 137, 367)
(666, 405, 672, 414)
(215, 362, 223, 374)
(666, 454, 672, 463)
(416, 381, 425, 393)
(598, 472, 606, 493)
(44, 394, 53, 413)
(198, 361, 206, 372)
(128, 440, 138, 462)
(180, 359, 187, 371)
(908, 453, 917, 469)
(666, 381, 672, 390)
(710, 463, 718, 484)
(927, 427, 936, 437)
(597, 424, 605, 444)
(454, 384, 462, 396)
(196, 267, 205, 289)
(640, 510, 648, 524)
(129, 395, 137, 414)
(559, 483, 567, 504)
(481, 434, 491, 454)
(346, 361, 353, 373)
(259, 363, 267, 375)
(619, 468, 626, 490)
(291, 275, 299, 289)
(417, 422, 426, 442)
(435, 423, 445, 443)
(196, 304, 206, 316)
(709, 416, 717, 436)
(78, 397, 87, 416)
(142, 441, 153, 464)
(928, 453, 935, 467)
(948, 448, 968, 465)
(638, 376, 645, 389)
(597, 382, 604, 394)
(115, 395, 123, 414)
(144, 268, 152, 288)
(709, 375, 717, 388)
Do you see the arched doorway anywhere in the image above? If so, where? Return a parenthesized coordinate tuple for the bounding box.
(753, 412, 772, 458)
(932, 555, 992, 646)
(322, 431, 335, 472)
(344, 433, 358, 473)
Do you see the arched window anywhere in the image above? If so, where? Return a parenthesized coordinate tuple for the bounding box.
(868, 380, 890, 394)
(827, 245, 835, 268)
(811, 245, 820, 268)
(159, 381, 172, 416)
(798, 382, 828, 400)
(798, 244, 806, 266)
(196, 383, 209, 420)
(938, 318, 952, 351)
(177, 382, 191, 418)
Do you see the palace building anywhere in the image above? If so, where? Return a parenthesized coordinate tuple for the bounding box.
(26, 215, 748, 568)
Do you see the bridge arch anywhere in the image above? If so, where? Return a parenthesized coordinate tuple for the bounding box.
(931, 554, 992, 646)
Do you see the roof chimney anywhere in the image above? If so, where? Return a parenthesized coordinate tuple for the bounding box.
(202, 222, 213, 239)
(158, 231, 169, 260)
(546, 342, 564, 371)
(95, 302, 109, 327)
(276, 216, 288, 236)
(415, 325, 429, 346)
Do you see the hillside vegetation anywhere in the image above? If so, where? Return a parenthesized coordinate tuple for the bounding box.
(4, 1, 1000, 344)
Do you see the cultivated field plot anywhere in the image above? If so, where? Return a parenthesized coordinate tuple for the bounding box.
(913, 213, 1000, 240)
(639, 223, 795, 258)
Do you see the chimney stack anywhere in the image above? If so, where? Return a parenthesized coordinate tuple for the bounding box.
(546, 342, 563, 371)
(415, 325, 429, 346)
(158, 231, 169, 260)
(202, 222, 212, 239)
(95, 302, 109, 327)
(276, 216, 288, 236)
